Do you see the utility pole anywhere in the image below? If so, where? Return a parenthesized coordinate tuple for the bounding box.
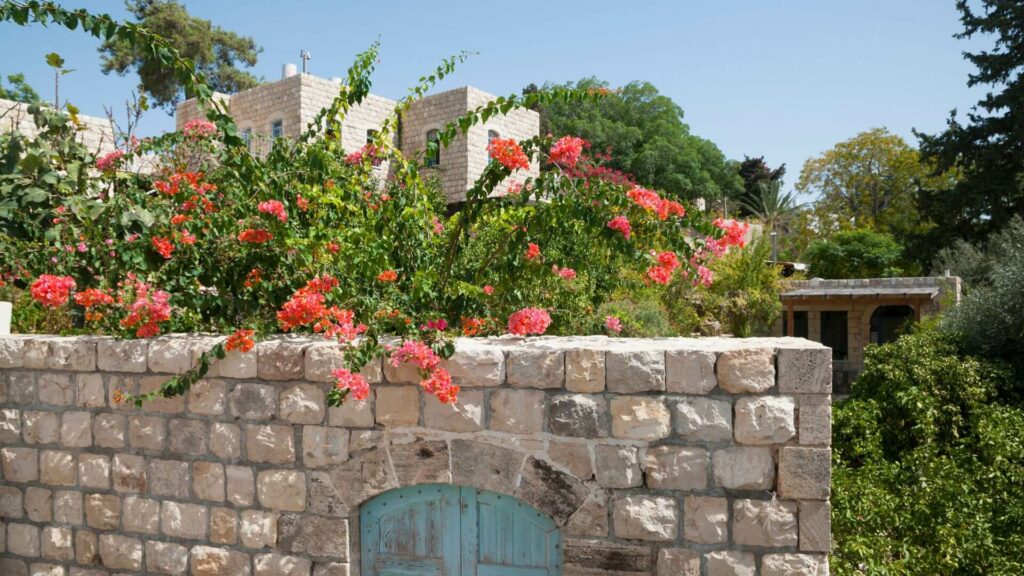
(300, 50, 311, 74)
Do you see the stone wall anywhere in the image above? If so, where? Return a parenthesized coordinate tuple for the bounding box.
(1, 98, 117, 157)
(0, 334, 832, 575)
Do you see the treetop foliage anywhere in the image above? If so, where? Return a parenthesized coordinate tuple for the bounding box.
(0, 72, 40, 103)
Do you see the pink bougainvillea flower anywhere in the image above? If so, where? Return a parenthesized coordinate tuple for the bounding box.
(182, 119, 217, 139)
(482, 285, 494, 296)
(326, 241, 340, 254)
(238, 228, 273, 244)
(421, 367, 459, 404)
(30, 275, 76, 308)
(605, 315, 623, 334)
(646, 265, 673, 285)
(332, 368, 370, 401)
(225, 329, 256, 353)
(257, 200, 288, 223)
(487, 138, 530, 171)
(549, 136, 586, 169)
(553, 265, 577, 281)
(713, 218, 750, 248)
(296, 194, 310, 211)
(627, 187, 662, 211)
(507, 307, 552, 336)
(179, 230, 196, 245)
(432, 216, 444, 235)
(390, 340, 441, 371)
(420, 318, 448, 332)
(657, 251, 680, 271)
(525, 243, 541, 261)
(95, 150, 125, 173)
(73, 287, 114, 309)
(607, 215, 631, 239)
(118, 275, 172, 338)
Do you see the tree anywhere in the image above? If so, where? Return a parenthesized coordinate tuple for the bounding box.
(916, 0, 1024, 254)
(796, 128, 950, 244)
(737, 155, 785, 216)
(98, 0, 261, 112)
(741, 180, 804, 234)
(530, 78, 743, 202)
(804, 229, 904, 279)
(0, 72, 39, 104)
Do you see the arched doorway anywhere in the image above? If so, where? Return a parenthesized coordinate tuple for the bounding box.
(360, 484, 563, 576)
(869, 305, 915, 346)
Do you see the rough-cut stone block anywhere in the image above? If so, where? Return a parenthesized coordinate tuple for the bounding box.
(761, 553, 829, 576)
(24, 410, 60, 444)
(93, 414, 124, 448)
(683, 496, 728, 544)
(0, 559, 26, 576)
(515, 457, 588, 526)
(257, 339, 307, 380)
(112, 453, 146, 493)
(778, 446, 830, 499)
(77, 454, 110, 489)
(566, 491, 609, 537)
(148, 337, 194, 374)
(1, 447, 38, 482)
(24, 339, 49, 369)
(644, 446, 706, 490)
(24, 487, 51, 522)
(128, 415, 166, 450)
(254, 553, 312, 576)
(444, 344, 504, 387)
(564, 540, 652, 575)
(734, 396, 796, 445)
(610, 396, 670, 441)
(612, 495, 678, 541)
(303, 343, 344, 383)
(672, 397, 732, 442)
(229, 384, 277, 420)
(139, 377, 188, 414)
(657, 548, 700, 576)
(799, 500, 831, 552)
(210, 507, 238, 544)
(7, 371, 36, 404)
(594, 445, 641, 488)
(38, 374, 74, 406)
(40, 450, 75, 486)
(450, 440, 524, 494)
(606, 349, 665, 393)
(246, 424, 295, 464)
(0, 408, 20, 442)
(40, 526, 73, 561)
(7, 523, 40, 557)
(506, 349, 564, 389)
(219, 349, 257, 379)
(227, 465, 255, 507)
(193, 461, 225, 502)
(732, 499, 798, 547)
(319, 449, 396, 516)
(47, 338, 97, 372)
(188, 379, 226, 416)
(240, 510, 278, 549)
(313, 563, 351, 576)
(280, 384, 326, 424)
(799, 394, 832, 445)
(150, 459, 190, 498)
(706, 551, 756, 576)
(122, 496, 160, 534)
(328, 395, 374, 428)
(0, 337, 25, 368)
(565, 349, 605, 393)
(161, 500, 208, 540)
(374, 386, 419, 427)
(712, 447, 775, 490)
(96, 339, 148, 373)
(278, 514, 349, 560)
(210, 422, 241, 460)
(302, 426, 348, 468)
(52, 491, 79, 526)
(423, 389, 484, 431)
(777, 347, 831, 393)
(168, 418, 207, 456)
(547, 441, 593, 480)
(717, 348, 775, 393)
(0, 485, 23, 518)
(84, 494, 120, 531)
(489, 389, 545, 434)
(548, 394, 608, 438)
(190, 545, 251, 576)
(146, 541, 189, 575)
(390, 440, 451, 487)
(74, 529, 97, 565)
(257, 470, 306, 512)
(666, 350, 717, 394)
(75, 374, 105, 408)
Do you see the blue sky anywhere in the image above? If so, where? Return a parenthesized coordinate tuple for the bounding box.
(0, 1, 989, 191)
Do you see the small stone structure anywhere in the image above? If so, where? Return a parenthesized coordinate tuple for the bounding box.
(0, 334, 831, 575)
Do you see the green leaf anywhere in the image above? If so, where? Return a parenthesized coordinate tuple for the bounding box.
(45, 52, 64, 68)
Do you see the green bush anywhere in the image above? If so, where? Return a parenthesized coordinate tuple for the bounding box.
(805, 229, 904, 279)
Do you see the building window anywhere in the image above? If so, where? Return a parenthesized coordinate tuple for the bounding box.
(782, 311, 808, 339)
(271, 120, 284, 140)
(820, 311, 849, 361)
(366, 129, 378, 145)
(487, 130, 500, 163)
(425, 129, 440, 167)
(241, 128, 252, 150)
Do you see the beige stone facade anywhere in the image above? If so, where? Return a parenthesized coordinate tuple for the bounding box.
(175, 75, 540, 203)
(0, 334, 831, 575)
(1, 98, 117, 156)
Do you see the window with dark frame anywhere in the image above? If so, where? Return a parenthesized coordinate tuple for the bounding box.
(425, 129, 440, 167)
(366, 129, 378, 145)
(820, 310, 849, 361)
(782, 311, 809, 339)
(271, 120, 283, 139)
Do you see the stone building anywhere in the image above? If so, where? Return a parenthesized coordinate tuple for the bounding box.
(772, 276, 961, 393)
(175, 69, 540, 204)
(1, 97, 117, 157)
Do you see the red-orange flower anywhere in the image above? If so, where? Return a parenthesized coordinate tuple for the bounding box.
(238, 229, 273, 244)
(487, 138, 529, 171)
(225, 329, 256, 353)
(151, 236, 174, 259)
(377, 270, 398, 282)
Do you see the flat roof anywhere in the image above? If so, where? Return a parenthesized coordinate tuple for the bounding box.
(781, 286, 939, 300)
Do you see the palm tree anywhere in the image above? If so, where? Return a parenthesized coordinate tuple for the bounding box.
(740, 180, 805, 263)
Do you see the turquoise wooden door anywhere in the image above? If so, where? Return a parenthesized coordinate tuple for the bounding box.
(361, 484, 562, 576)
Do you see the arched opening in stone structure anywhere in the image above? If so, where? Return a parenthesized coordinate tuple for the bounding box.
(360, 483, 563, 575)
(869, 305, 915, 346)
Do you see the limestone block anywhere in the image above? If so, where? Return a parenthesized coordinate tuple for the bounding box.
(732, 499, 798, 547)
(229, 384, 278, 420)
(280, 384, 326, 424)
(77, 454, 110, 490)
(168, 418, 207, 456)
(761, 554, 829, 576)
(706, 551, 756, 576)
(7, 371, 36, 404)
(128, 415, 166, 450)
(24, 411, 59, 444)
(278, 514, 349, 560)
(75, 374, 105, 408)
(0, 559, 26, 576)
(800, 500, 831, 552)
(548, 394, 609, 438)
(450, 440, 524, 494)
(1, 447, 38, 482)
(122, 496, 160, 534)
(254, 553, 312, 576)
(41, 527, 73, 562)
(24, 339, 49, 369)
(594, 445, 642, 488)
(565, 349, 605, 393)
(799, 394, 832, 445)
(84, 494, 120, 531)
(190, 545, 252, 576)
(137, 375, 185, 413)
(304, 343, 344, 383)
(227, 465, 256, 507)
(240, 510, 279, 549)
(506, 349, 564, 389)
(246, 424, 296, 464)
(257, 470, 306, 512)
(0, 485, 22, 518)
(257, 339, 306, 380)
(96, 339, 148, 373)
(210, 422, 241, 460)
(38, 374, 73, 406)
(423, 389, 484, 432)
(657, 548, 700, 576)
(777, 347, 831, 393)
(666, 349, 717, 394)
(374, 386, 419, 427)
(717, 348, 775, 393)
(382, 355, 420, 384)
(8, 523, 40, 557)
(47, 338, 97, 372)
(644, 446, 707, 490)
(712, 446, 775, 490)
(148, 337, 194, 374)
(612, 495, 678, 541)
(328, 395, 374, 428)
(515, 457, 588, 526)
(0, 408, 20, 442)
(444, 343, 505, 387)
(93, 414, 124, 448)
(565, 491, 609, 537)
(563, 539, 652, 574)
(74, 529, 97, 565)
(161, 501, 208, 540)
(734, 396, 796, 445)
(188, 379, 226, 416)
(194, 461, 225, 502)
(683, 496, 728, 544)
(111, 453, 146, 493)
(211, 507, 238, 544)
(146, 541, 189, 575)
(489, 389, 545, 434)
(778, 446, 830, 499)
(0, 337, 25, 368)
(610, 397, 670, 441)
(390, 440, 451, 487)
(547, 441, 593, 480)
(24, 487, 51, 522)
(302, 426, 349, 468)
(150, 459, 190, 498)
(219, 349, 257, 379)
(672, 397, 732, 442)
(606, 349, 665, 393)
(40, 450, 75, 486)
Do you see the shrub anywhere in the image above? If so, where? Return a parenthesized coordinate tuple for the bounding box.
(930, 215, 1024, 289)
(804, 228, 904, 279)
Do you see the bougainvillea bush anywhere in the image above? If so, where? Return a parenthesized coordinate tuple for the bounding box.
(0, 2, 748, 407)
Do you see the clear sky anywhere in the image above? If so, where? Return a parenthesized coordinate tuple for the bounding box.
(0, 0, 990, 192)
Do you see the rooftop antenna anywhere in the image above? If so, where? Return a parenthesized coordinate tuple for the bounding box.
(300, 49, 311, 74)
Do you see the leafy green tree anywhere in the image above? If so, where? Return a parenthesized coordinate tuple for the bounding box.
(737, 155, 785, 216)
(98, 0, 261, 112)
(530, 78, 742, 202)
(804, 229, 904, 279)
(0, 72, 39, 103)
(931, 215, 1024, 289)
(916, 0, 1024, 254)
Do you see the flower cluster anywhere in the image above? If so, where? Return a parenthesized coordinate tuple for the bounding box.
(487, 138, 530, 171)
(646, 250, 681, 285)
(118, 275, 172, 338)
(390, 340, 458, 404)
(713, 218, 750, 248)
(344, 144, 384, 166)
(257, 200, 288, 223)
(95, 150, 125, 173)
(74, 288, 114, 322)
(182, 119, 218, 140)
(238, 229, 273, 244)
(627, 187, 686, 220)
(525, 243, 541, 261)
(225, 329, 256, 353)
(277, 275, 366, 343)
(607, 215, 632, 239)
(377, 270, 398, 282)
(30, 275, 76, 308)
(332, 368, 370, 401)
(154, 172, 215, 196)
(460, 316, 491, 336)
(151, 236, 175, 259)
(605, 315, 623, 334)
(549, 136, 586, 169)
(553, 265, 577, 281)
(507, 307, 552, 336)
